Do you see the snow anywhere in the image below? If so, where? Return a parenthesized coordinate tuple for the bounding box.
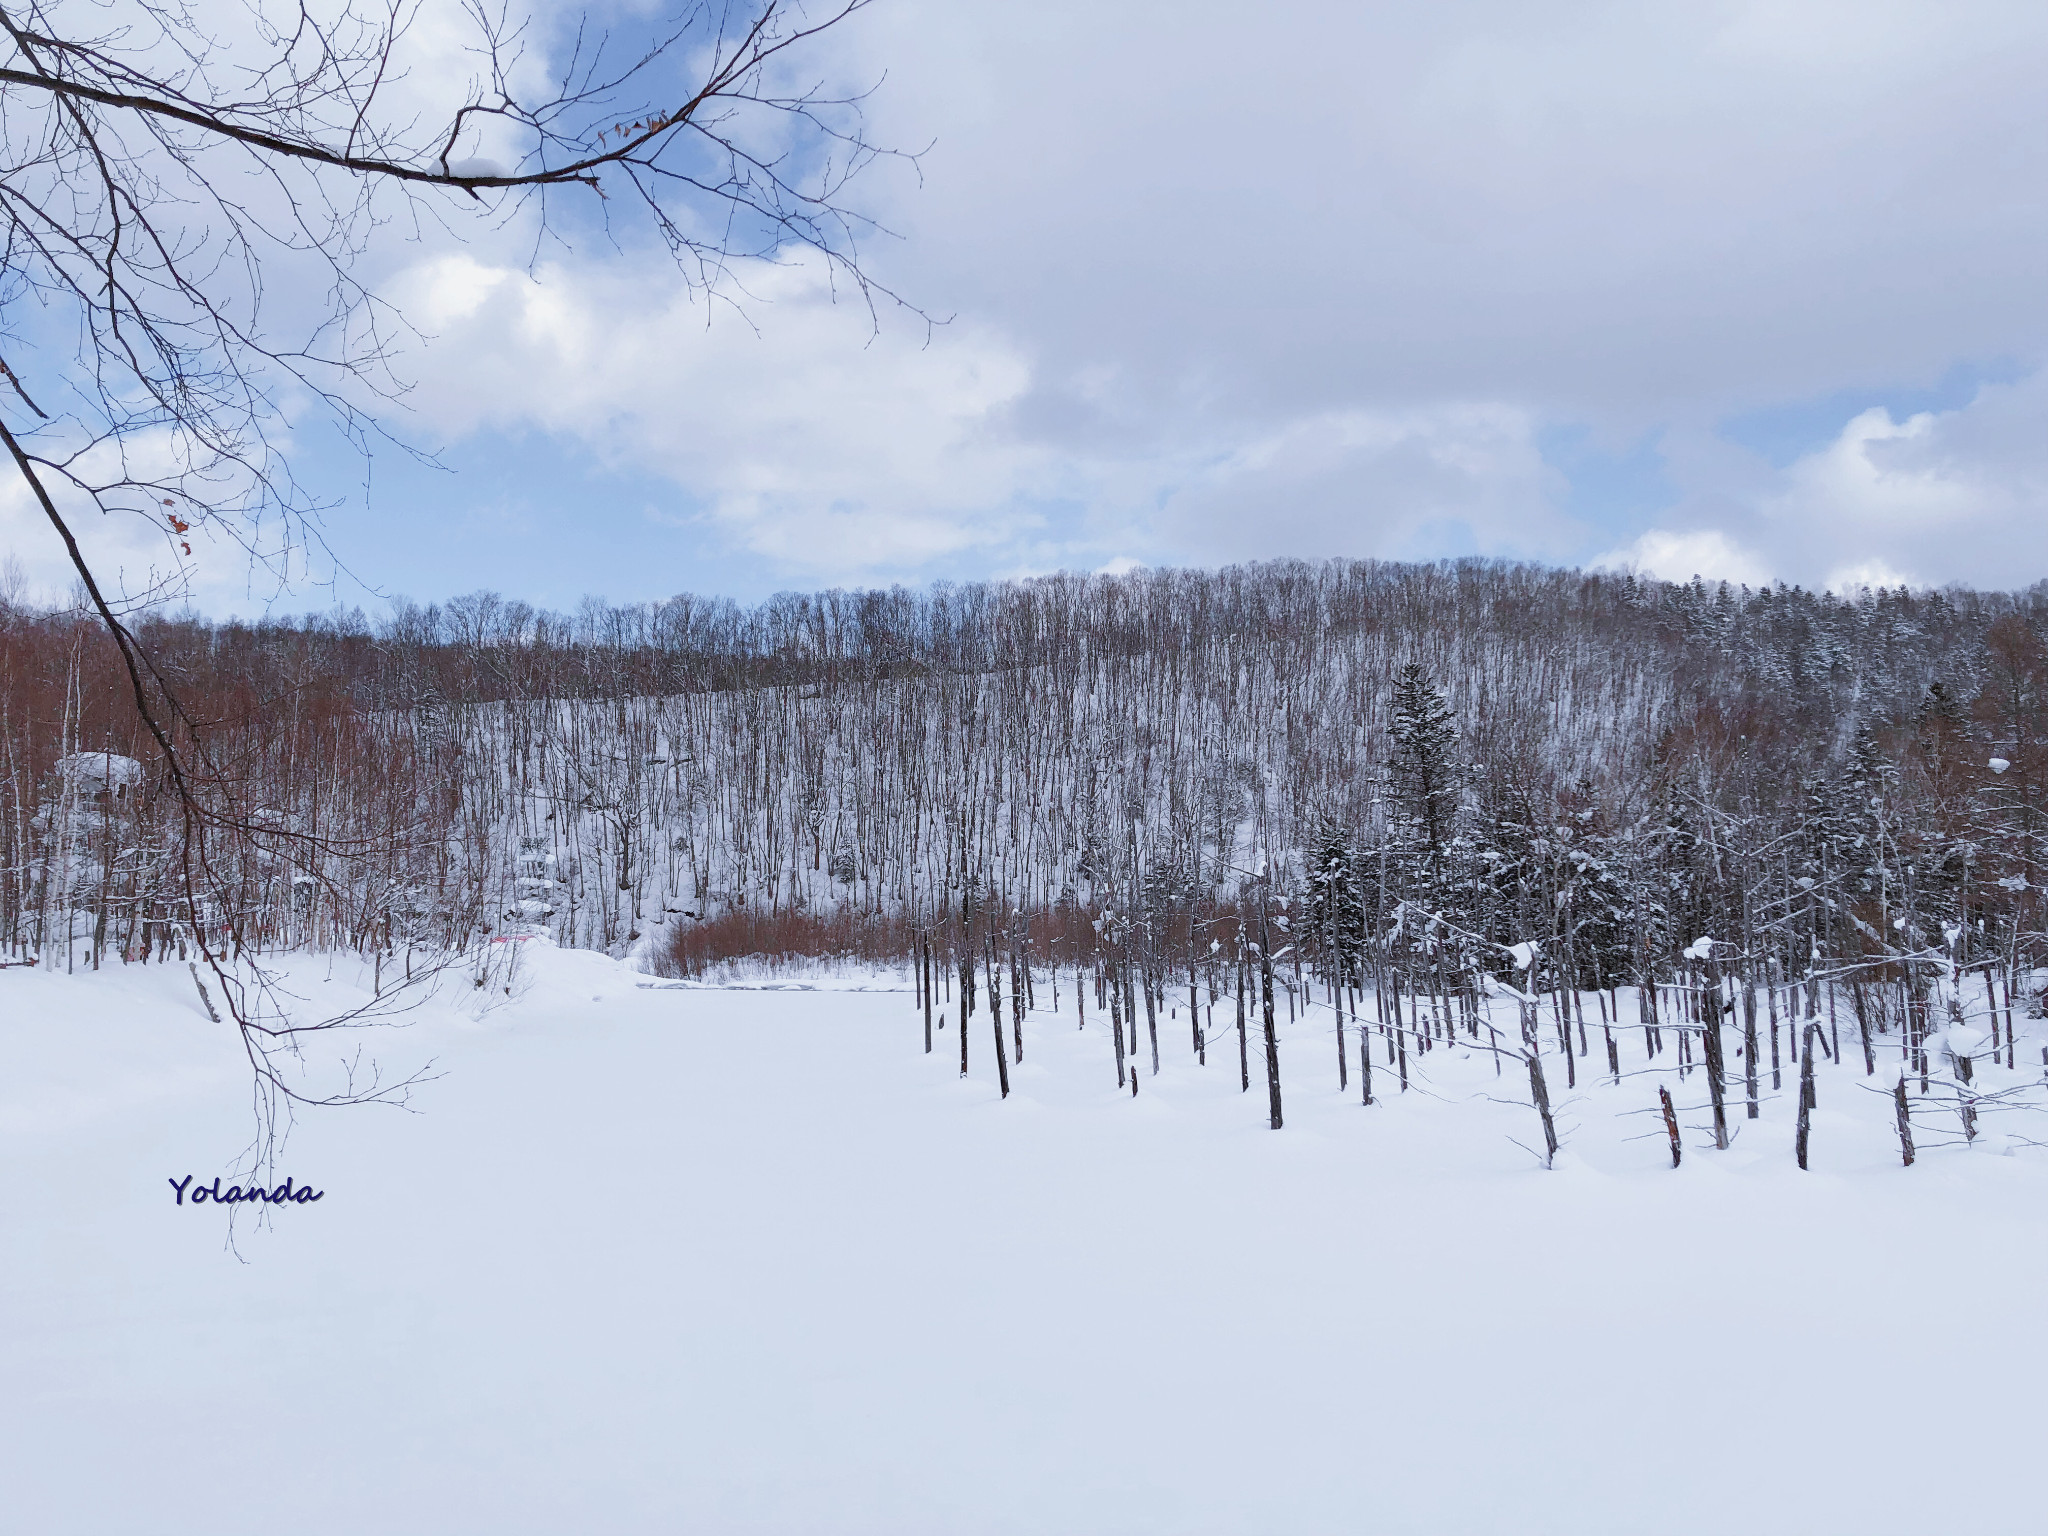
(7, 945, 2048, 1534)
(53, 750, 143, 789)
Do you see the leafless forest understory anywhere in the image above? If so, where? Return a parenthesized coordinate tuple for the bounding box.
(8, 556, 2048, 1155)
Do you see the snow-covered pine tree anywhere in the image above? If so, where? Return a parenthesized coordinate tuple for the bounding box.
(1304, 814, 1367, 989)
(1813, 725, 1907, 975)
(1385, 662, 1461, 915)
(1559, 816, 1634, 993)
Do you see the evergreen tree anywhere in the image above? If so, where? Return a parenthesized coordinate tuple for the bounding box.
(1465, 774, 1540, 970)
(1907, 683, 1975, 925)
(1558, 810, 1634, 991)
(1833, 725, 1899, 907)
(1386, 662, 1461, 911)
(1304, 814, 1368, 987)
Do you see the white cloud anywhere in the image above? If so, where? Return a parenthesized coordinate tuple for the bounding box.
(1824, 558, 1917, 592)
(818, 0, 2048, 591)
(1592, 370, 2048, 592)
(392, 252, 1053, 577)
(37, 0, 2048, 604)
(385, 251, 1589, 584)
(1593, 528, 1771, 588)
(1752, 377, 2048, 589)
(1149, 405, 1573, 565)
(857, 0, 2048, 427)
(1771, 407, 1963, 535)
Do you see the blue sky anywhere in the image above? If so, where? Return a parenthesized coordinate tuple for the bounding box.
(12, 0, 2048, 616)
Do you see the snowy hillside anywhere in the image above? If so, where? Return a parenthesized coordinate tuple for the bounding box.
(6, 944, 2047, 1535)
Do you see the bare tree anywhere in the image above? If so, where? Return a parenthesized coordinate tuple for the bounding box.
(0, 0, 912, 1114)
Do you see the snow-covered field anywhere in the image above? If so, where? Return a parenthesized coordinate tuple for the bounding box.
(6, 942, 2047, 1534)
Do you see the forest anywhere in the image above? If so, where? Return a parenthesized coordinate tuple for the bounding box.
(4, 555, 2046, 1145)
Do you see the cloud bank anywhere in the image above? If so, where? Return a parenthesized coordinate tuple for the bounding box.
(20, 1, 2048, 606)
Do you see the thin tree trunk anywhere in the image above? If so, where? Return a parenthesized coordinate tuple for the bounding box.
(1259, 913, 1283, 1130)
(1111, 960, 1127, 1089)
(988, 936, 1009, 1099)
(1236, 948, 1249, 1093)
(1893, 1074, 1915, 1167)
(1527, 1048, 1558, 1168)
(1742, 980, 1760, 1120)
(958, 933, 971, 1080)
(1701, 1017, 1730, 1150)
(1143, 960, 1159, 1075)
(1011, 931, 1024, 1065)
(1334, 973, 1348, 1092)
(1768, 978, 1781, 1090)
(1796, 1022, 1816, 1171)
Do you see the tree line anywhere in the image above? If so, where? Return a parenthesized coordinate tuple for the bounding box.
(3, 558, 2044, 1030)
